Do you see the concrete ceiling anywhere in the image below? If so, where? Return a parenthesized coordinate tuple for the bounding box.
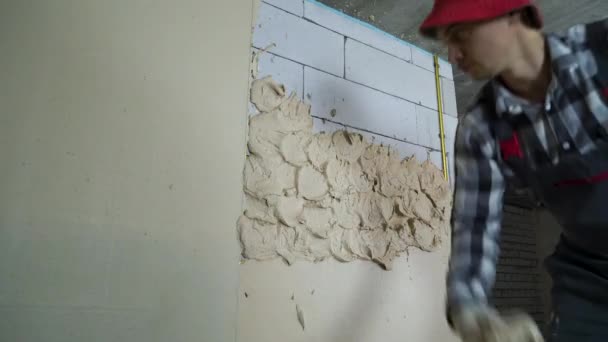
(319, 0, 608, 116)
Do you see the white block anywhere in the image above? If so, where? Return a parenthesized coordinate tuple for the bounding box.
(394, 140, 431, 162)
(255, 50, 304, 99)
(444, 114, 457, 184)
(304, 0, 411, 61)
(446, 139, 455, 160)
(248, 101, 258, 116)
(345, 39, 437, 110)
(411, 48, 454, 80)
(441, 77, 458, 117)
(430, 150, 443, 170)
(442, 114, 458, 146)
(253, 3, 344, 77)
(416, 105, 441, 150)
(440, 60, 454, 79)
(312, 117, 345, 133)
(264, 0, 303, 16)
(312, 118, 430, 161)
(427, 150, 455, 185)
(411, 48, 434, 72)
(305, 67, 418, 143)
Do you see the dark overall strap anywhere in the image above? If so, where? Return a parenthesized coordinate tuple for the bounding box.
(584, 21, 608, 142)
(586, 20, 608, 86)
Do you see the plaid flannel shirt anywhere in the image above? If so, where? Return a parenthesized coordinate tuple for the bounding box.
(448, 17, 608, 316)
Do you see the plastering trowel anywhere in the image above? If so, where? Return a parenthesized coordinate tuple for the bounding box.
(455, 309, 544, 342)
(485, 312, 544, 342)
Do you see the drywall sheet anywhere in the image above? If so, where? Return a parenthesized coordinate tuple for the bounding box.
(0, 0, 252, 341)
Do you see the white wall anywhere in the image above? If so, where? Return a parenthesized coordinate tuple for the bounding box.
(239, 251, 454, 342)
(0, 1, 251, 341)
(240, 1, 459, 341)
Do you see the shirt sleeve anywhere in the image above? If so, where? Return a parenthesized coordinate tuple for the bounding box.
(446, 111, 506, 323)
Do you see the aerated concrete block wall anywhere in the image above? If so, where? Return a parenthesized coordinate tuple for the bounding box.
(251, 0, 458, 177)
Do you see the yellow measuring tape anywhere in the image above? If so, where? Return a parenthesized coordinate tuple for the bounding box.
(433, 55, 449, 181)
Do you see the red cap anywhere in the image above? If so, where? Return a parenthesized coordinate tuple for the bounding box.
(419, 0, 542, 38)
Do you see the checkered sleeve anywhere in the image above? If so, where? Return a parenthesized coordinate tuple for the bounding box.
(446, 107, 506, 322)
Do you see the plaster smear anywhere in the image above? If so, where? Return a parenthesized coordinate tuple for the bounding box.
(238, 76, 452, 270)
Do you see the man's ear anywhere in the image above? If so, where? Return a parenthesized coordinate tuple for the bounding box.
(506, 11, 522, 26)
(509, 8, 536, 28)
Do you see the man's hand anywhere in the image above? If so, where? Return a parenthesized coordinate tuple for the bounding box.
(452, 306, 544, 342)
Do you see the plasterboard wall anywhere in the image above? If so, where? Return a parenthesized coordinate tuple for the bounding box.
(0, 1, 251, 341)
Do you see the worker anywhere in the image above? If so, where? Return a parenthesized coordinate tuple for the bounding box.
(419, 0, 608, 341)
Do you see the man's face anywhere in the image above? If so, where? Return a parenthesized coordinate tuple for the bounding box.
(438, 17, 515, 80)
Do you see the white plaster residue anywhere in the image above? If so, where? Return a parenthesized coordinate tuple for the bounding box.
(250, 75, 285, 112)
(332, 130, 368, 162)
(297, 165, 328, 200)
(296, 304, 305, 330)
(240, 77, 452, 269)
(269, 195, 305, 227)
(325, 158, 370, 198)
(280, 132, 311, 166)
(299, 206, 334, 238)
(244, 194, 277, 224)
(329, 194, 362, 230)
(238, 216, 279, 261)
(244, 155, 297, 197)
(360, 143, 392, 179)
(306, 132, 334, 170)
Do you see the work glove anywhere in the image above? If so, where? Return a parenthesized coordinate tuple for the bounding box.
(451, 306, 544, 342)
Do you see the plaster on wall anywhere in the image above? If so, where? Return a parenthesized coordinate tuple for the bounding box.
(239, 77, 452, 270)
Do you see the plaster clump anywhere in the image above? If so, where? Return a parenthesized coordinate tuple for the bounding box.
(240, 77, 452, 269)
